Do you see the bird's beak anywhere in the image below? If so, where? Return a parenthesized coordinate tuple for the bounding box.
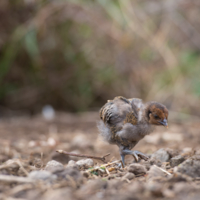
(159, 118, 168, 128)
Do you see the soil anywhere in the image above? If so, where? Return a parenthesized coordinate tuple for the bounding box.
(0, 112, 200, 200)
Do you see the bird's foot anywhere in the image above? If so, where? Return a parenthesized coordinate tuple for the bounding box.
(120, 149, 149, 165)
(132, 150, 149, 161)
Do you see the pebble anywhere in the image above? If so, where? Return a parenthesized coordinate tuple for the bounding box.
(166, 148, 179, 158)
(151, 149, 170, 162)
(51, 151, 69, 164)
(108, 174, 116, 180)
(4, 160, 20, 171)
(126, 181, 145, 194)
(77, 179, 107, 197)
(145, 181, 163, 197)
(175, 158, 200, 178)
(42, 105, 55, 120)
(41, 188, 73, 200)
(173, 182, 195, 194)
(149, 157, 162, 167)
(76, 159, 94, 169)
(107, 179, 124, 190)
(141, 157, 162, 170)
(45, 160, 64, 173)
(182, 147, 193, 155)
(148, 165, 166, 180)
(29, 170, 56, 181)
(128, 163, 147, 175)
(81, 171, 90, 178)
(68, 160, 77, 167)
(122, 172, 135, 181)
(170, 155, 185, 167)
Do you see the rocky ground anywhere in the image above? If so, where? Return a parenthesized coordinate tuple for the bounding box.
(0, 112, 200, 200)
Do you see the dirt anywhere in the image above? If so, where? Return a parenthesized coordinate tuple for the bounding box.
(0, 112, 200, 200)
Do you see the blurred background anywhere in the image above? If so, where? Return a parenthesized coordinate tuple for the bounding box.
(0, 0, 200, 116)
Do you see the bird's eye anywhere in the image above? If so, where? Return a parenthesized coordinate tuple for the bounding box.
(154, 114, 159, 119)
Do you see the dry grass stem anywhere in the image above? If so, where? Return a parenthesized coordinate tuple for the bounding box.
(0, 175, 34, 183)
(153, 165, 172, 176)
(56, 150, 110, 162)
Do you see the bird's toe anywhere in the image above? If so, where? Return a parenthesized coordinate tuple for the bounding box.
(132, 152, 139, 162)
(134, 150, 149, 161)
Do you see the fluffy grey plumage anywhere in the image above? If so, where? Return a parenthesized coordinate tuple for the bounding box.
(97, 120, 114, 144)
(98, 96, 168, 166)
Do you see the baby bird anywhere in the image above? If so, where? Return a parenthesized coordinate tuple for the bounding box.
(98, 96, 168, 166)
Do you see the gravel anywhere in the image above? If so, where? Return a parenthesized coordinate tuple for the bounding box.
(128, 163, 147, 175)
(151, 148, 170, 162)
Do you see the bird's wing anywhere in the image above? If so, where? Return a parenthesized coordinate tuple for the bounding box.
(99, 96, 141, 146)
(99, 101, 114, 124)
(100, 96, 138, 127)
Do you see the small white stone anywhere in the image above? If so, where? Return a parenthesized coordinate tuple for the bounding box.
(68, 160, 77, 167)
(47, 137, 57, 147)
(45, 160, 64, 172)
(42, 105, 55, 120)
(76, 159, 94, 168)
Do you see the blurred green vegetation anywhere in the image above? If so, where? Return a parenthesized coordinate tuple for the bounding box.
(0, 0, 200, 114)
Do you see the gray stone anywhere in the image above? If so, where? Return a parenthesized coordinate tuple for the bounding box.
(76, 159, 94, 169)
(149, 157, 162, 167)
(141, 157, 162, 170)
(45, 160, 64, 173)
(51, 151, 69, 164)
(176, 158, 200, 178)
(148, 165, 166, 180)
(170, 155, 185, 167)
(128, 163, 147, 175)
(56, 166, 83, 185)
(151, 149, 170, 162)
(122, 172, 135, 180)
(68, 160, 77, 167)
(29, 170, 56, 181)
(166, 148, 179, 158)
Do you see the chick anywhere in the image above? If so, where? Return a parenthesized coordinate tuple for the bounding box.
(98, 96, 168, 166)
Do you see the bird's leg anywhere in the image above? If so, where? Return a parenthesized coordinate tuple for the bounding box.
(119, 148, 136, 166)
(120, 154, 125, 167)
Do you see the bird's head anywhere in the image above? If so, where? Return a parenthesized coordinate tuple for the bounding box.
(147, 102, 168, 128)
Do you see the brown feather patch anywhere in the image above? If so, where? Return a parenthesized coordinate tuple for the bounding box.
(123, 112, 138, 125)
